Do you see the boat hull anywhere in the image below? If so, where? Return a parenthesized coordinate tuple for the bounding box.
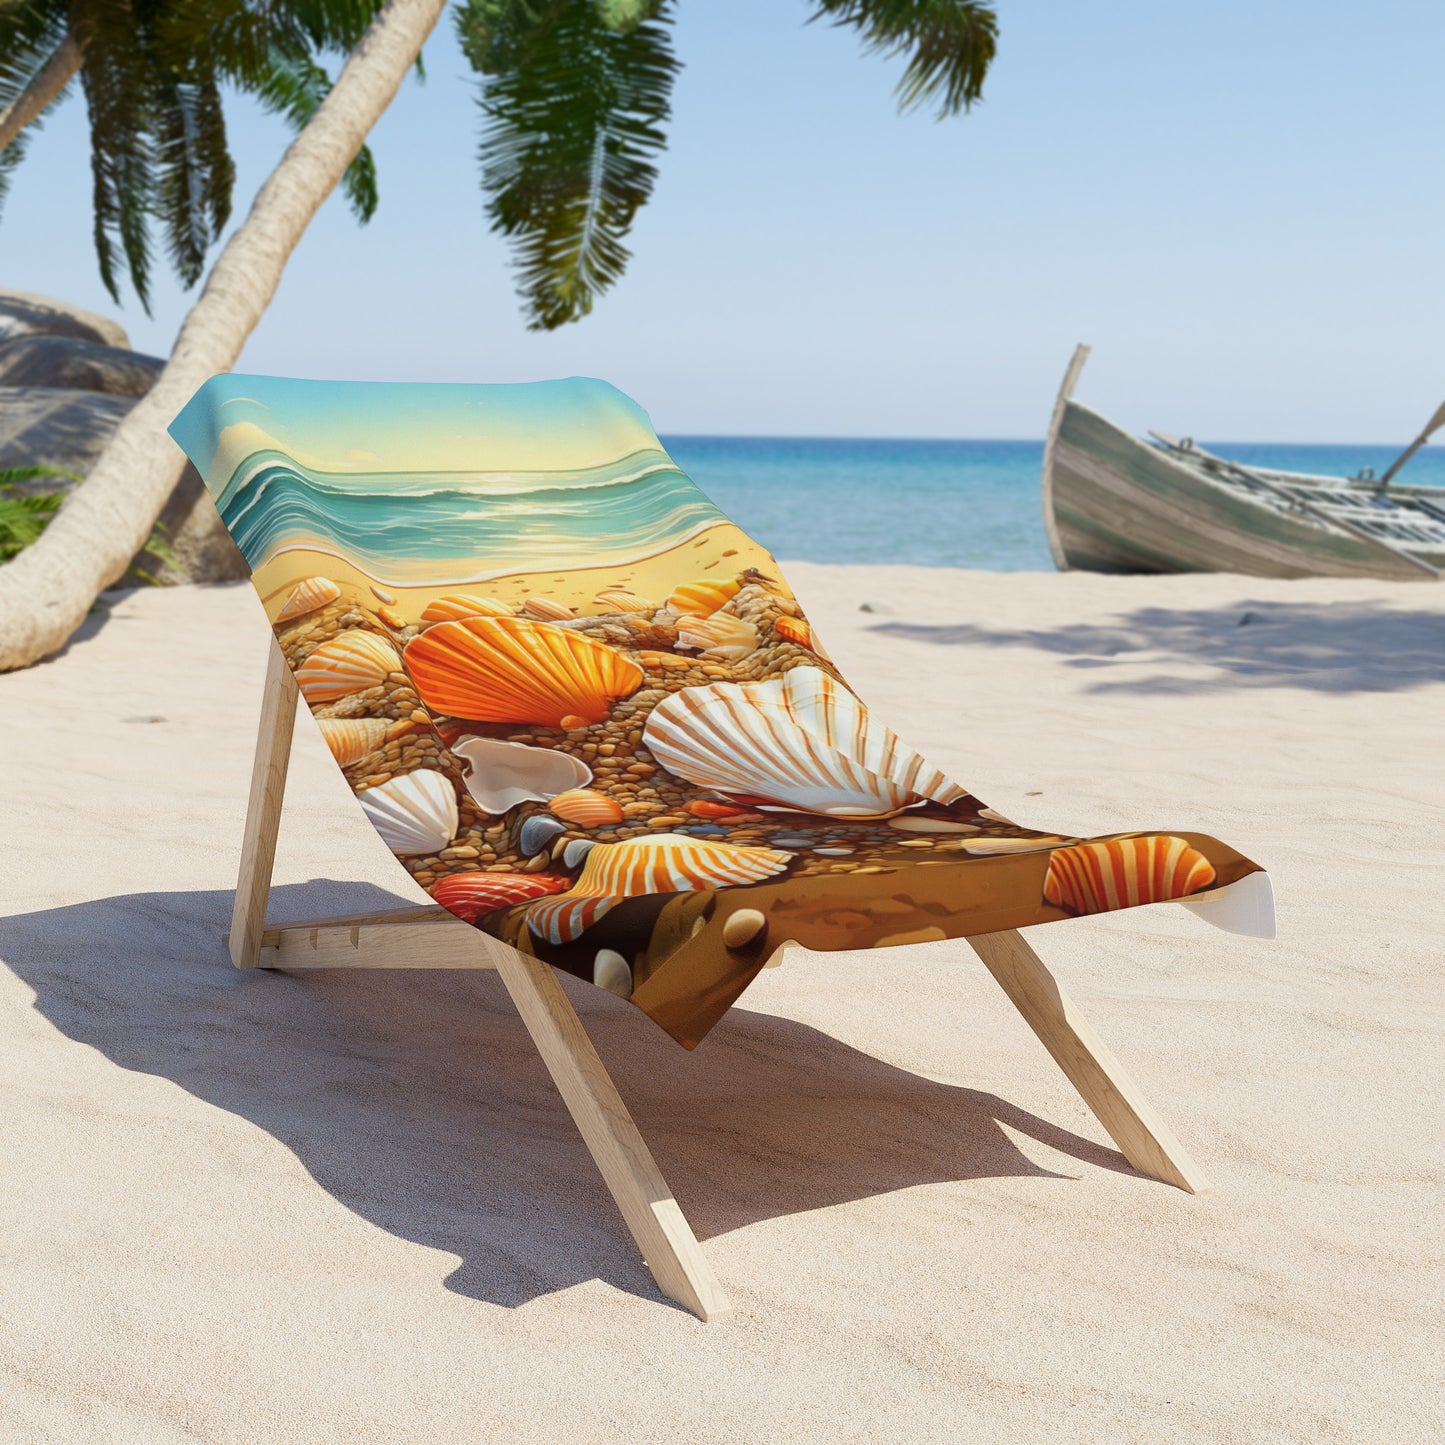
(1047, 401, 1440, 581)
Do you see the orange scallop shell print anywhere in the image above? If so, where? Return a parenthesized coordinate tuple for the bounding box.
(403, 616, 644, 727)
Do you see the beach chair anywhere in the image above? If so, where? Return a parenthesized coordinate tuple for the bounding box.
(169, 375, 1274, 1321)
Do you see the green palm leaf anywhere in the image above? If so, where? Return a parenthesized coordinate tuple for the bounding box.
(459, 0, 679, 330)
(811, 0, 999, 118)
(0, 5, 71, 220)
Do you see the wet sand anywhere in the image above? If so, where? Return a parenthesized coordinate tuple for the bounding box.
(1, 566, 1441, 1441)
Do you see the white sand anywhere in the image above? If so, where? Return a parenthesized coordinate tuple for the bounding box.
(1, 568, 1441, 1443)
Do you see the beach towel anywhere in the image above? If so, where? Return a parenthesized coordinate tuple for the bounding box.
(169, 375, 1265, 1048)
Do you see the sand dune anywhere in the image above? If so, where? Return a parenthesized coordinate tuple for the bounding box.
(1, 567, 1441, 1442)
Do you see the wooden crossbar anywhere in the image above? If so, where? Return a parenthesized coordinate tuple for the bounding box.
(226, 638, 1209, 1320)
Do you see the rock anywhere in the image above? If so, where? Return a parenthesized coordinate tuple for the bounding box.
(0, 288, 130, 349)
(0, 384, 248, 586)
(0, 386, 134, 478)
(0, 334, 163, 396)
(120, 463, 251, 587)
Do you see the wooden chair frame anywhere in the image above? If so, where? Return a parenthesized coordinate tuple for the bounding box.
(225, 641, 1209, 1322)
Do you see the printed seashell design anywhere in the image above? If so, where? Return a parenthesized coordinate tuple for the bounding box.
(522, 596, 574, 622)
(548, 788, 625, 827)
(527, 833, 791, 944)
(773, 615, 813, 649)
(676, 613, 760, 662)
(404, 616, 644, 727)
(592, 949, 633, 998)
(594, 590, 655, 613)
(296, 630, 401, 703)
(666, 577, 742, 617)
(888, 815, 978, 834)
(1043, 835, 1216, 916)
(449, 736, 592, 814)
(275, 576, 341, 623)
(518, 814, 568, 858)
(357, 769, 459, 856)
(432, 872, 568, 925)
(420, 593, 512, 625)
(643, 665, 968, 818)
(961, 836, 1072, 856)
(685, 799, 752, 820)
(317, 717, 388, 768)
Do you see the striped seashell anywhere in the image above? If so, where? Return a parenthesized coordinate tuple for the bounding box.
(317, 717, 388, 768)
(594, 589, 655, 613)
(449, 736, 591, 814)
(275, 576, 340, 623)
(295, 630, 401, 703)
(420, 593, 513, 624)
(643, 665, 968, 819)
(774, 615, 813, 649)
(357, 769, 458, 856)
(433, 871, 568, 925)
(404, 616, 644, 727)
(676, 613, 759, 662)
(666, 576, 743, 617)
(522, 596, 574, 622)
(548, 788, 625, 827)
(1043, 835, 1217, 916)
(527, 833, 791, 944)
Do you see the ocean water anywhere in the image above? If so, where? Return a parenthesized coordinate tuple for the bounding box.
(215, 446, 728, 582)
(662, 436, 1445, 571)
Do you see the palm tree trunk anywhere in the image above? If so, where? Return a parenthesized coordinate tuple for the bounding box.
(0, 0, 448, 671)
(0, 32, 83, 153)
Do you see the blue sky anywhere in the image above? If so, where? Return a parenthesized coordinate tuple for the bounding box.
(6, 1, 1443, 440)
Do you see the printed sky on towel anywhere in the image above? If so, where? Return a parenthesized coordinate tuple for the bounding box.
(7, 0, 1442, 442)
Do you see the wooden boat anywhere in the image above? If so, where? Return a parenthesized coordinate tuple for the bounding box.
(1042, 345, 1445, 580)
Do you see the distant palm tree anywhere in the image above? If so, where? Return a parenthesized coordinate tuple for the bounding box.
(0, 0, 998, 670)
(0, 0, 388, 309)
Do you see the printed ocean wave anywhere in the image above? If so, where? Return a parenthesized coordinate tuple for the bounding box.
(217, 448, 730, 580)
(215, 446, 683, 511)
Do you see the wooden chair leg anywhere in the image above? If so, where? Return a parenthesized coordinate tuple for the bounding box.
(967, 929, 1211, 1194)
(230, 638, 298, 969)
(491, 946, 733, 1321)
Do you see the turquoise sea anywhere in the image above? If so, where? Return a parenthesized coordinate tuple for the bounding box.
(663, 436, 1445, 571)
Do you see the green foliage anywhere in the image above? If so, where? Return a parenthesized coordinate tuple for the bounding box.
(0, 0, 391, 310)
(0, 466, 180, 582)
(810, 0, 998, 118)
(461, 0, 997, 330)
(458, 0, 678, 331)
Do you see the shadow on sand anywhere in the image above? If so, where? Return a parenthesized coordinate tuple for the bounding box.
(873, 599, 1445, 695)
(0, 880, 1132, 1313)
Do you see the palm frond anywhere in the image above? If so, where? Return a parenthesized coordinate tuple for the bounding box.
(0, 4, 72, 223)
(811, 0, 998, 118)
(245, 47, 379, 223)
(152, 69, 235, 287)
(458, 0, 679, 330)
(76, 0, 159, 309)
